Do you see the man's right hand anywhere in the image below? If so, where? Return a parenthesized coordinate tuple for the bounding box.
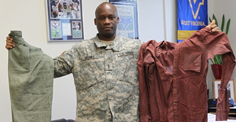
(5, 36, 15, 50)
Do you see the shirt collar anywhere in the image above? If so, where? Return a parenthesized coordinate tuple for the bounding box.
(158, 41, 175, 49)
(94, 34, 123, 52)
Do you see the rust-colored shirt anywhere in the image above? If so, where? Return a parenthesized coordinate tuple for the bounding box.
(138, 27, 236, 122)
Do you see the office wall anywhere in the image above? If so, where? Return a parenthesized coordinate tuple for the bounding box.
(0, 0, 173, 121)
(138, 0, 177, 42)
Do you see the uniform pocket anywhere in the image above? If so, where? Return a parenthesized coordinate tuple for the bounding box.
(77, 55, 105, 90)
(116, 51, 138, 86)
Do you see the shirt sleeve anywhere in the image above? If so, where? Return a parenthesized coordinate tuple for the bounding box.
(199, 27, 236, 121)
(138, 41, 153, 122)
(53, 48, 74, 78)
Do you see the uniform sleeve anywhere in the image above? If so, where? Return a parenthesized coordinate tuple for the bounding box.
(54, 48, 74, 78)
(199, 27, 236, 121)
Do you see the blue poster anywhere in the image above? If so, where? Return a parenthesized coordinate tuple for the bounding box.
(177, 0, 208, 42)
(109, 0, 139, 39)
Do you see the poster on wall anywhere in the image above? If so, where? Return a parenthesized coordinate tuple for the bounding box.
(109, 0, 139, 39)
(177, 0, 208, 42)
(46, 0, 84, 41)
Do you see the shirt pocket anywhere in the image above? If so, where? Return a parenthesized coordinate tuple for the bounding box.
(115, 51, 138, 86)
(77, 55, 105, 90)
(184, 54, 201, 73)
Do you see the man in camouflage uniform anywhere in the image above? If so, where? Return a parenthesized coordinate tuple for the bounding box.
(54, 2, 142, 121)
(7, 2, 142, 122)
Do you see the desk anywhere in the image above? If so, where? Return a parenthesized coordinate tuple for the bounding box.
(208, 106, 236, 120)
(208, 106, 236, 113)
(208, 113, 236, 121)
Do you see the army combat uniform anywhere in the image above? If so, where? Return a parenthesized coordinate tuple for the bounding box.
(54, 35, 142, 122)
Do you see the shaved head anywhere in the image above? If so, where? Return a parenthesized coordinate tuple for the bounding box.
(95, 2, 118, 17)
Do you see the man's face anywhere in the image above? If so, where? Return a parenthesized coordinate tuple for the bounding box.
(94, 4, 119, 40)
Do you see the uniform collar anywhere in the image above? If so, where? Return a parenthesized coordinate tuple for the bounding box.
(94, 34, 123, 52)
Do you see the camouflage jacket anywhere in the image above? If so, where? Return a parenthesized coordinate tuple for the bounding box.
(54, 35, 142, 122)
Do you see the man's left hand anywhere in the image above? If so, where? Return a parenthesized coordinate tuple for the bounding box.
(206, 20, 221, 32)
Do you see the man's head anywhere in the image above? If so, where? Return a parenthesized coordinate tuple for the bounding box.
(94, 2, 119, 41)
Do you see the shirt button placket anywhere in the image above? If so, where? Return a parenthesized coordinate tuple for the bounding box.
(104, 50, 113, 85)
(172, 48, 179, 122)
(173, 77, 178, 122)
(104, 50, 114, 119)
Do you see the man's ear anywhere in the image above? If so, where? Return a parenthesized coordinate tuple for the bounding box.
(117, 17, 120, 24)
(94, 18, 97, 25)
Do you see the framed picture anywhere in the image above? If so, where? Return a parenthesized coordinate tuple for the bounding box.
(109, 0, 139, 39)
(213, 79, 236, 101)
(46, 0, 84, 41)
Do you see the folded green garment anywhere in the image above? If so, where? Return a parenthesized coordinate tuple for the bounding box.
(8, 31, 54, 122)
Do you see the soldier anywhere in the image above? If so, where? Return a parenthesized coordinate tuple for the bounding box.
(5, 2, 220, 122)
(6, 2, 142, 122)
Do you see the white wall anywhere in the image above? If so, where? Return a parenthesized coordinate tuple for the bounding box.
(138, 0, 177, 43)
(0, 0, 173, 121)
(164, 0, 177, 42)
(138, 0, 165, 42)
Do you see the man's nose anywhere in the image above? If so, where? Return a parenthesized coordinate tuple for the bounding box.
(104, 18, 110, 24)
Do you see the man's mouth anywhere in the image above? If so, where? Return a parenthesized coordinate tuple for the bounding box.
(104, 27, 112, 30)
